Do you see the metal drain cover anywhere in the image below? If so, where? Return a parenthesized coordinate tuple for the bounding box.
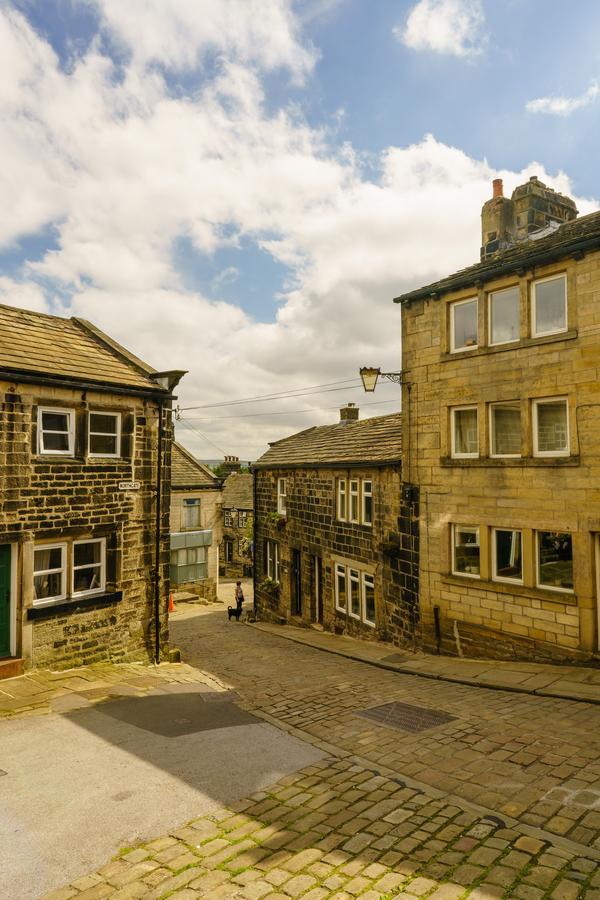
(357, 700, 457, 733)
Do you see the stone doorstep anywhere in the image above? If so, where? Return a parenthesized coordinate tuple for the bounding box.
(248, 622, 600, 707)
(0, 657, 25, 681)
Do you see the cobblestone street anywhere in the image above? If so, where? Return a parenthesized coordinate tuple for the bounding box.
(43, 606, 600, 899)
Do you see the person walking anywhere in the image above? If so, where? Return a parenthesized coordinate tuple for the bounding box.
(234, 581, 244, 611)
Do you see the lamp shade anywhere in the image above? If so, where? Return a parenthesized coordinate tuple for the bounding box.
(359, 366, 380, 392)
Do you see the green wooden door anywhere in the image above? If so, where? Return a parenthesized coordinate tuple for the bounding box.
(0, 545, 11, 657)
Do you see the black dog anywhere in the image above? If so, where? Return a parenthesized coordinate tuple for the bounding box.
(227, 605, 243, 621)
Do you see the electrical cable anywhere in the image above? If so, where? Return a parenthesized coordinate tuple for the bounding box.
(177, 377, 376, 411)
(178, 418, 227, 454)
(178, 396, 400, 421)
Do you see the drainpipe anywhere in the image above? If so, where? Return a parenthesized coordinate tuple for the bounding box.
(252, 466, 257, 616)
(154, 398, 165, 664)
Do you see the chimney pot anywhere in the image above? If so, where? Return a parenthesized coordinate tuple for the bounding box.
(493, 178, 503, 199)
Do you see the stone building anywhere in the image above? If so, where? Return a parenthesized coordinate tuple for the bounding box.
(0, 304, 183, 676)
(395, 175, 600, 663)
(220, 462, 254, 579)
(253, 406, 416, 644)
(169, 442, 222, 603)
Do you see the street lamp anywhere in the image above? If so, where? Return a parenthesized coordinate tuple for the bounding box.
(359, 367, 403, 392)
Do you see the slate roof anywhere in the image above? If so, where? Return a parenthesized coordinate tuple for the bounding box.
(394, 208, 600, 305)
(172, 442, 220, 489)
(254, 412, 402, 469)
(222, 473, 254, 509)
(0, 304, 164, 391)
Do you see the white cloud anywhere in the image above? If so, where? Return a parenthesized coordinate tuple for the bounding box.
(397, 0, 486, 58)
(0, 4, 596, 460)
(526, 80, 599, 116)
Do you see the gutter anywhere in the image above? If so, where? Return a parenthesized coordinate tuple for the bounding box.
(0, 367, 170, 400)
(252, 458, 402, 471)
(393, 233, 600, 306)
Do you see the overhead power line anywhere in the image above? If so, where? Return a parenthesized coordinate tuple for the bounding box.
(178, 418, 227, 455)
(178, 396, 400, 422)
(177, 377, 369, 411)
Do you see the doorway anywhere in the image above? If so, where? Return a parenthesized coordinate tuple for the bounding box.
(291, 549, 302, 617)
(0, 545, 11, 658)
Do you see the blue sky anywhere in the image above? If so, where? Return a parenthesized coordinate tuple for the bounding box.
(1, 0, 599, 457)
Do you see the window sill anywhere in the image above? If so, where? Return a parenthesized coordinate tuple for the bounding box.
(441, 328, 578, 362)
(441, 573, 577, 606)
(27, 591, 123, 621)
(441, 456, 580, 468)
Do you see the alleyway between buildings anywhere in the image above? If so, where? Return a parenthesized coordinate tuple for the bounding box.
(2, 594, 600, 899)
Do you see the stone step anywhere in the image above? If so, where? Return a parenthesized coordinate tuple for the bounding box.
(0, 657, 25, 680)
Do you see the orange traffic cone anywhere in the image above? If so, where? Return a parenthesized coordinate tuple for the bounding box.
(168, 592, 175, 613)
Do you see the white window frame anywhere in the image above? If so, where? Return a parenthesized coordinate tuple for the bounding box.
(362, 480, 373, 527)
(334, 563, 347, 612)
(348, 568, 361, 620)
(277, 477, 287, 515)
(362, 573, 376, 627)
(489, 402, 521, 459)
(38, 407, 75, 456)
(531, 273, 567, 339)
(266, 540, 280, 582)
(238, 510, 248, 528)
(532, 397, 570, 458)
(536, 531, 574, 594)
(33, 542, 67, 606)
(491, 528, 523, 585)
(451, 406, 479, 459)
(349, 480, 360, 523)
(488, 285, 520, 347)
(72, 538, 106, 598)
(337, 479, 347, 521)
(224, 510, 233, 528)
(451, 525, 481, 579)
(88, 411, 122, 458)
(449, 297, 478, 353)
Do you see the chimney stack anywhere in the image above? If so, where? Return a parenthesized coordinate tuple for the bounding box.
(340, 403, 359, 423)
(222, 454, 241, 475)
(481, 175, 578, 259)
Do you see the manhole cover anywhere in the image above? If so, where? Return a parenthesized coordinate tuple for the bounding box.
(357, 701, 457, 733)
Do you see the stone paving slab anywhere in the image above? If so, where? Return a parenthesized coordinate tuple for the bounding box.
(45, 757, 600, 899)
(0, 661, 219, 719)
(249, 622, 600, 705)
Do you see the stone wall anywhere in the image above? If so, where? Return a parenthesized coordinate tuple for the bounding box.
(254, 465, 419, 647)
(401, 250, 600, 663)
(0, 380, 172, 669)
